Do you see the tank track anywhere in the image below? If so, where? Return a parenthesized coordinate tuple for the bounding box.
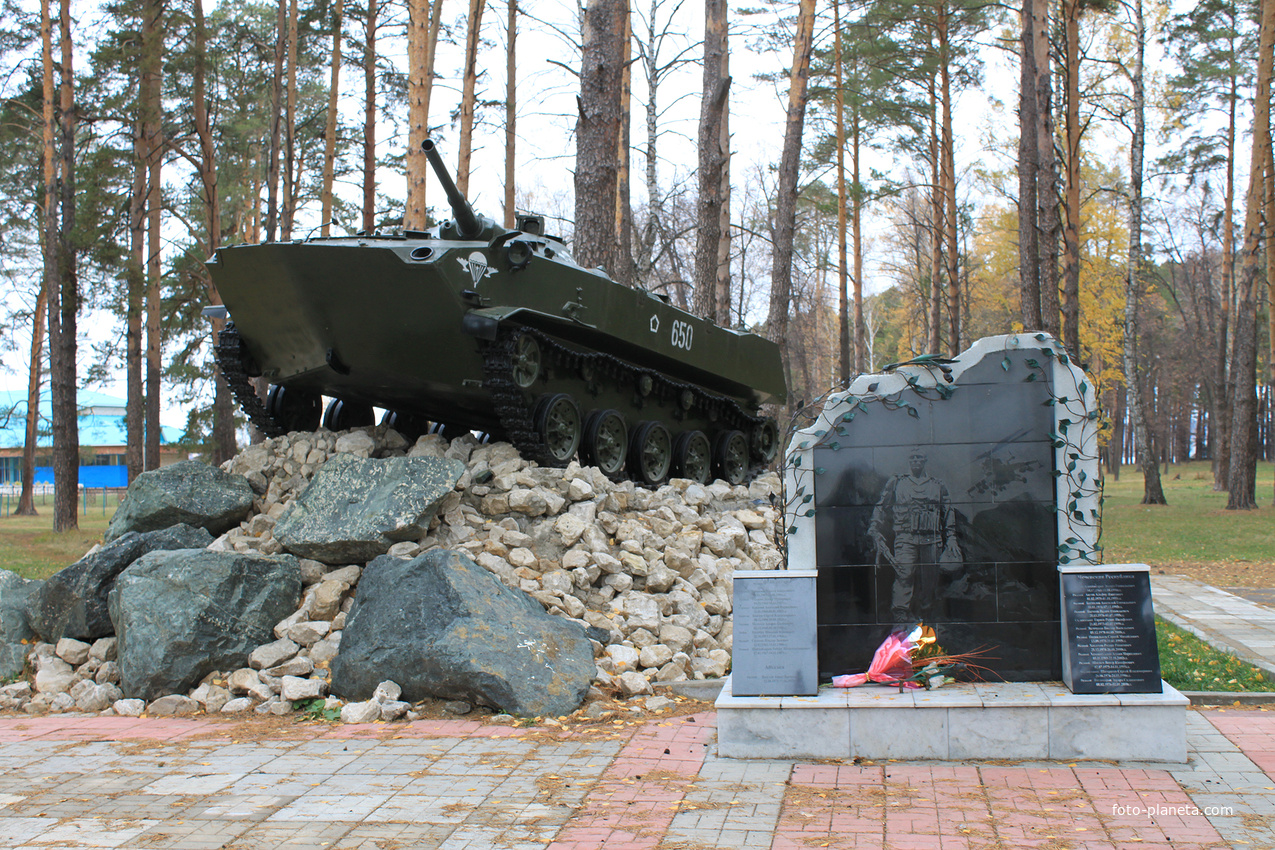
(480, 324, 770, 479)
(214, 323, 287, 438)
(218, 319, 773, 481)
(480, 328, 552, 464)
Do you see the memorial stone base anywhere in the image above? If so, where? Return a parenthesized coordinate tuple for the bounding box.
(715, 675, 1188, 762)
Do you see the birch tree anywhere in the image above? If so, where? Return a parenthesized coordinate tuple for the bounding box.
(1121, 0, 1166, 504)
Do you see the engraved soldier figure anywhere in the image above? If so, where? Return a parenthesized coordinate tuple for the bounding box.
(869, 448, 961, 622)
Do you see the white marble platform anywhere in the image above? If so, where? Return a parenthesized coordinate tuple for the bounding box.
(715, 676, 1189, 762)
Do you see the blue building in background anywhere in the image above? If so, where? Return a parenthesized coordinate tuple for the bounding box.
(0, 390, 185, 487)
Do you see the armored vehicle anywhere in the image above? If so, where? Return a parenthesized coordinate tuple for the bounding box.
(209, 140, 786, 485)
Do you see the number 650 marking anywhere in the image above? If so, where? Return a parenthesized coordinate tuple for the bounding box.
(670, 320, 694, 350)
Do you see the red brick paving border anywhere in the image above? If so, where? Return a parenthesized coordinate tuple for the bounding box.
(775, 761, 1229, 849)
(1, 709, 1265, 849)
(1205, 710, 1275, 778)
(545, 712, 714, 850)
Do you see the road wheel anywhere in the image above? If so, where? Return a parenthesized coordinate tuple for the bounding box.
(672, 430, 711, 484)
(511, 334, 541, 389)
(534, 393, 582, 467)
(322, 398, 374, 432)
(581, 409, 628, 479)
(712, 429, 749, 485)
(629, 421, 672, 486)
(267, 385, 321, 433)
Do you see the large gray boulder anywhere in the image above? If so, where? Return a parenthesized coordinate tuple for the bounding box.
(330, 550, 595, 717)
(274, 455, 464, 564)
(27, 524, 213, 643)
(108, 549, 301, 701)
(105, 460, 255, 543)
(0, 571, 42, 679)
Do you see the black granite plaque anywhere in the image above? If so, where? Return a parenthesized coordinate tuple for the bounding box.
(1059, 564, 1161, 694)
(811, 348, 1061, 681)
(732, 571, 818, 696)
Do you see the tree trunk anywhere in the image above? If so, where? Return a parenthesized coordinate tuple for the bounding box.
(617, 2, 638, 289)
(22, 0, 57, 518)
(51, 0, 78, 532)
(639, 0, 661, 289)
(1266, 86, 1275, 500)
(457, 0, 486, 195)
(1018, 0, 1042, 331)
(1229, 0, 1273, 509)
(19, 295, 46, 518)
(573, 0, 627, 274)
(938, 4, 960, 356)
(194, 0, 235, 464)
(406, 0, 444, 229)
(127, 102, 144, 480)
(504, 0, 517, 228)
(693, 0, 728, 320)
(281, 0, 299, 239)
(928, 76, 942, 354)
(362, 0, 378, 232)
(1214, 44, 1240, 491)
(1035, 0, 1060, 338)
(1108, 382, 1124, 480)
(142, 0, 164, 472)
(834, 0, 849, 382)
(1060, 0, 1081, 360)
(766, 0, 816, 391)
(852, 102, 864, 373)
(1122, 0, 1166, 506)
(321, 0, 345, 236)
(713, 30, 731, 327)
(266, 0, 286, 241)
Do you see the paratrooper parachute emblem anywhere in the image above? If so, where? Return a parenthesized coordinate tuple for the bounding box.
(459, 251, 497, 286)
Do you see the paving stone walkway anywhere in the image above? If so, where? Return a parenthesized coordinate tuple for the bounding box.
(1, 707, 1273, 849)
(0, 574, 1269, 849)
(1153, 575, 1275, 678)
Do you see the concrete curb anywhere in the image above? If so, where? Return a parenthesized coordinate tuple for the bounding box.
(1182, 691, 1275, 706)
(653, 679, 725, 701)
(655, 679, 1275, 707)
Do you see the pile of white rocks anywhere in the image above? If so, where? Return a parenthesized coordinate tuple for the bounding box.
(2, 425, 783, 718)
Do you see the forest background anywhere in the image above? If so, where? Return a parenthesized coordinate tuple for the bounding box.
(0, 0, 1272, 530)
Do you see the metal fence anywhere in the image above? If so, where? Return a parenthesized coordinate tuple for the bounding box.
(0, 486, 123, 518)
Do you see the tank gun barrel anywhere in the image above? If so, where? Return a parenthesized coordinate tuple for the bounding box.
(421, 139, 482, 239)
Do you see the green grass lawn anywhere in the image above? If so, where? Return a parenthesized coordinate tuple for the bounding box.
(1156, 616, 1273, 692)
(0, 492, 119, 581)
(1099, 460, 1275, 586)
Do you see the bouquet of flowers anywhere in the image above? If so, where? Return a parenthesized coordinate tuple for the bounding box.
(830, 624, 993, 690)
